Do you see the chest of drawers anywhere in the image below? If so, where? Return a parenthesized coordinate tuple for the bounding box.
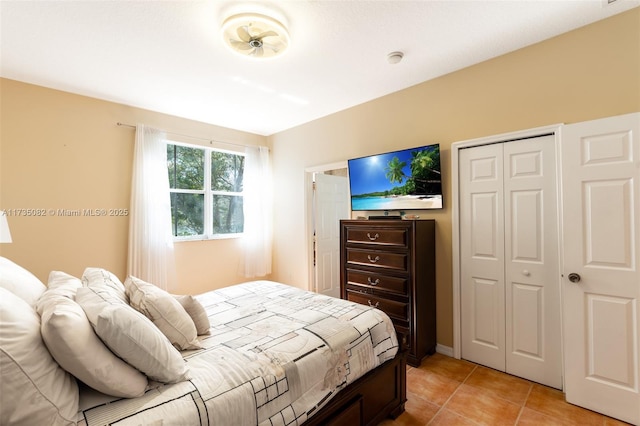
(340, 219, 436, 366)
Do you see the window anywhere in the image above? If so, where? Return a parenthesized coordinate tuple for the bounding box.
(167, 143, 244, 239)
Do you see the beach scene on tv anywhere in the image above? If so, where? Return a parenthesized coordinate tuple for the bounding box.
(348, 144, 442, 211)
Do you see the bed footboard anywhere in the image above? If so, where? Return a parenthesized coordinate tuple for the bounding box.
(305, 349, 407, 426)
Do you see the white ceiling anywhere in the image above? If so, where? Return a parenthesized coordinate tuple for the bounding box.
(1, 0, 638, 136)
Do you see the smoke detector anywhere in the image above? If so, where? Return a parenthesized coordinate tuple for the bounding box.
(221, 13, 290, 59)
(387, 51, 404, 64)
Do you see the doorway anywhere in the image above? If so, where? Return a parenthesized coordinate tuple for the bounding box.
(304, 162, 349, 297)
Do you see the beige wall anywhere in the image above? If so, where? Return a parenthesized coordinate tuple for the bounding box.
(268, 9, 640, 348)
(0, 79, 268, 294)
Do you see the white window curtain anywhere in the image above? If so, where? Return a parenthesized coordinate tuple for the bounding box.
(241, 146, 273, 278)
(128, 124, 176, 290)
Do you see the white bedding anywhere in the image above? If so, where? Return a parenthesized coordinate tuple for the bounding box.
(77, 280, 399, 425)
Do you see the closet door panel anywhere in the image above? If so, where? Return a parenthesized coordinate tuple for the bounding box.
(510, 190, 542, 262)
(511, 282, 543, 357)
(504, 136, 562, 389)
(471, 277, 501, 348)
(460, 144, 506, 371)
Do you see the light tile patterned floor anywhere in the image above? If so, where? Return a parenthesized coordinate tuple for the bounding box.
(379, 353, 631, 426)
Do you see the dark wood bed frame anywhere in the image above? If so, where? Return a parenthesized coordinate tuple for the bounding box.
(305, 349, 407, 426)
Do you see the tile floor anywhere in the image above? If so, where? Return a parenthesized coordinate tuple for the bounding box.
(379, 353, 630, 426)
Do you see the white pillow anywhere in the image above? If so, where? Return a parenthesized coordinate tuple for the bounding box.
(38, 271, 148, 397)
(0, 288, 78, 425)
(82, 267, 127, 302)
(0, 256, 46, 307)
(76, 286, 189, 383)
(125, 276, 202, 350)
(36, 270, 81, 316)
(174, 294, 211, 335)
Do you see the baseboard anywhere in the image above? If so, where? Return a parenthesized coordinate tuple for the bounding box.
(436, 344, 454, 357)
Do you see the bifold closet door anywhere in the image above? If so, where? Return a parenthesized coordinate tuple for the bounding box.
(460, 143, 506, 371)
(503, 136, 561, 389)
(460, 136, 562, 389)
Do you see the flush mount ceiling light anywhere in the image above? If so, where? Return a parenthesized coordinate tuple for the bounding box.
(221, 13, 290, 59)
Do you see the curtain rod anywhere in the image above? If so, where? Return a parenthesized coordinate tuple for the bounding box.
(116, 122, 255, 150)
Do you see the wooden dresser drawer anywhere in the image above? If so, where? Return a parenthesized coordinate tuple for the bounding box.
(346, 291, 409, 322)
(345, 248, 408, 272)
(345, 226, 409, 248)
(345, 270, 408, 296)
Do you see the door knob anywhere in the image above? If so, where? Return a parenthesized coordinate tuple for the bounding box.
(568, 273, 581, 283)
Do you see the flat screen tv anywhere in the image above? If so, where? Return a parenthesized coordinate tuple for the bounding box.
(348, 143, 442, 211)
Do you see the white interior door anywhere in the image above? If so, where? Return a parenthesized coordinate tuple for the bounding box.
(314, 173, 349, 298)
(460, 135, 562, 388)
(561, 112, 640, 424)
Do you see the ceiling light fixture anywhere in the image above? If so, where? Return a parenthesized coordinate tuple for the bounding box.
(387, 51, 404, 64)
(221, 13, 290, 59)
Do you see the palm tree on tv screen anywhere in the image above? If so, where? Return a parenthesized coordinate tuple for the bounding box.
(385, 156, 407, 184)
(382, 147, 441, 196)
(410, 147, 441, 194)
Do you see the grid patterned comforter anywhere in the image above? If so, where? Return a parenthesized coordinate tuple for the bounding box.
(77, 280, 399, 425)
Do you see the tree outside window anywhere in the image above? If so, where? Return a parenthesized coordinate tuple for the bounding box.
(167, 143, 244, 238)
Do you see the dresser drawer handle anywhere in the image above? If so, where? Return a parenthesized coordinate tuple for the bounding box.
(368, 300, 380, 308)
(367, 277, 380, 286)
(367, 255, 380, 263)
(367, 233, 379, 241)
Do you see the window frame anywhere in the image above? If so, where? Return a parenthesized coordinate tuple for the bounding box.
(167, 140, 245, 241)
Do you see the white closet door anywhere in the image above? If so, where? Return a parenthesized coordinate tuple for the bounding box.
(562, 113, 640, 424)
(460, 136, 562, 388)
(503, 136, 562, 389)
(460, 143, 506, 371)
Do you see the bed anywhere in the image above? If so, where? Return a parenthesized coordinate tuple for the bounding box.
(0, 257, 406, 426)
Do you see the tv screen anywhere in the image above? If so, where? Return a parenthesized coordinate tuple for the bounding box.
(348, 144, 442, 211)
